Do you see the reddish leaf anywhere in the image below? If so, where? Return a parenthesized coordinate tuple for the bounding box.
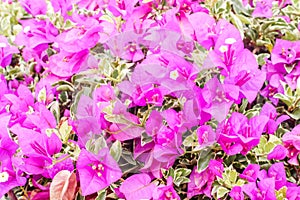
(50, 170, 77, 200)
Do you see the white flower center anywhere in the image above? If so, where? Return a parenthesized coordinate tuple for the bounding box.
(170, 70, 179, 80)
(225, 38, 236, 44)
(24, 26, 31, 33)
(219, 45, 228, 53)
(0, 172, 9, 183)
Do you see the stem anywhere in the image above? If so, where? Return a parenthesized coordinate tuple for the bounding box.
(140, 105, 153, 127)
(47, 154, 72, 168)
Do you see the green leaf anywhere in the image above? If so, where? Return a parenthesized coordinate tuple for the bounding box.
(236, 179, 245, 185)
(292, 0, 300, 7)
(230, 0, 250, 15)
(257, 53, 270, 66)
(85, 135, 107, 155)
(104, 114, 132, 124)
(58, 120, 73, 143)
(110, 140, 122, 162)
(49, 101, 60, 123)
(162, 167, 175, 180)
(284, 63, 297, 73)
(264, 142, 276, 154)
(0, 16, 10, 36)
(229, 12, 244, 38)
(236, 14, 252, 25)
(56, 84, 75, 92)
(273, 93, 293, 106)
(141, 132, 153, 146)
(238, 99, 248, 113)
(228, 170, 238, 184)
(197, 148, 213, 172)
(173, 177, 190, 187)
(282, 30, 299, 41)
(268, 134, 282, 144)
(216, 186, 229, 199)
(76, 192, 85, 200)
(256, 136, 268, 154)
(183, 132, 198, 147)
(95, 189, 107, 200)
(276, 186, 287, 200)
(118, 150, 139, 174)
(174, 168, 191, 177)
(288, 108, 300, 120)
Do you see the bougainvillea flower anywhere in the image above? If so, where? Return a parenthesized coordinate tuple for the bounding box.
(187, 160, 223, 198)
(252, 0, 273, 18)
(75, 0, 105, 11)
(119, 173, 156, 200)
(217, 112, 268, 155)
(224, 67, 266, 104)
(267, 162, 287, 190)
(187, 12, 216, 49)
(153, 176, 180, 200)
(229, 186, 244, 200)
(34, 76, 57, 105)
(260, 85, 279, 105)
(282, 125, 300, 165)
(106, 31, 145, 62)
(4, 84, 34, 125)
(11, 125, 63, 178)
(197, 125, 218, 149)
(0, 159, 26, 198)
(47, 155, 74, 179)
(242, 178, 276, 200)
(134, 141, 162, 178)
(143, 109, 183, 164)
(134, 139, 180, 178)
(260, 102, 289, 134)
(74, 94, 102, 147)
(137, 110, 182, 176)
(77, 148, 122, 196)
(15, 19, 58, 52)
(55, 19, 102, 52)
(119, 82, 166, 107)
(286, 185, 300, 200)
(267, 144, 288, 160)
(93, 85, 116, 102)
(200, 77, 238, 121)
(106, 100, 144, 141)
(207, 24, 243, 75)
(284, 66, 300, 90)
(48, 49, 89, 77)
(145, 110, 163, 136)
(0, 135, 18, 162)
(187, 166, 215, 198)
(0, 115, 18, 161)
(25, 103, 57, 132)
(0, 36, 19, 68)
(153, 138, 183, 166)
(19, 0, 47, 16)
(271, 39, 300, 65)
(50, 0, 73, 19)
(239, 164, 260, 182)
(162, 51, 199, 81)
(208, 159, 224, 178)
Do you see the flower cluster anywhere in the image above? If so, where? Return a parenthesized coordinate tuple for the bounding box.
(0, 0, 300, 199)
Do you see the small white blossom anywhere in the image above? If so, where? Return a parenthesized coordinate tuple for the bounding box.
(225, 38, 237, 45)
(0, 172, 9, 183)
